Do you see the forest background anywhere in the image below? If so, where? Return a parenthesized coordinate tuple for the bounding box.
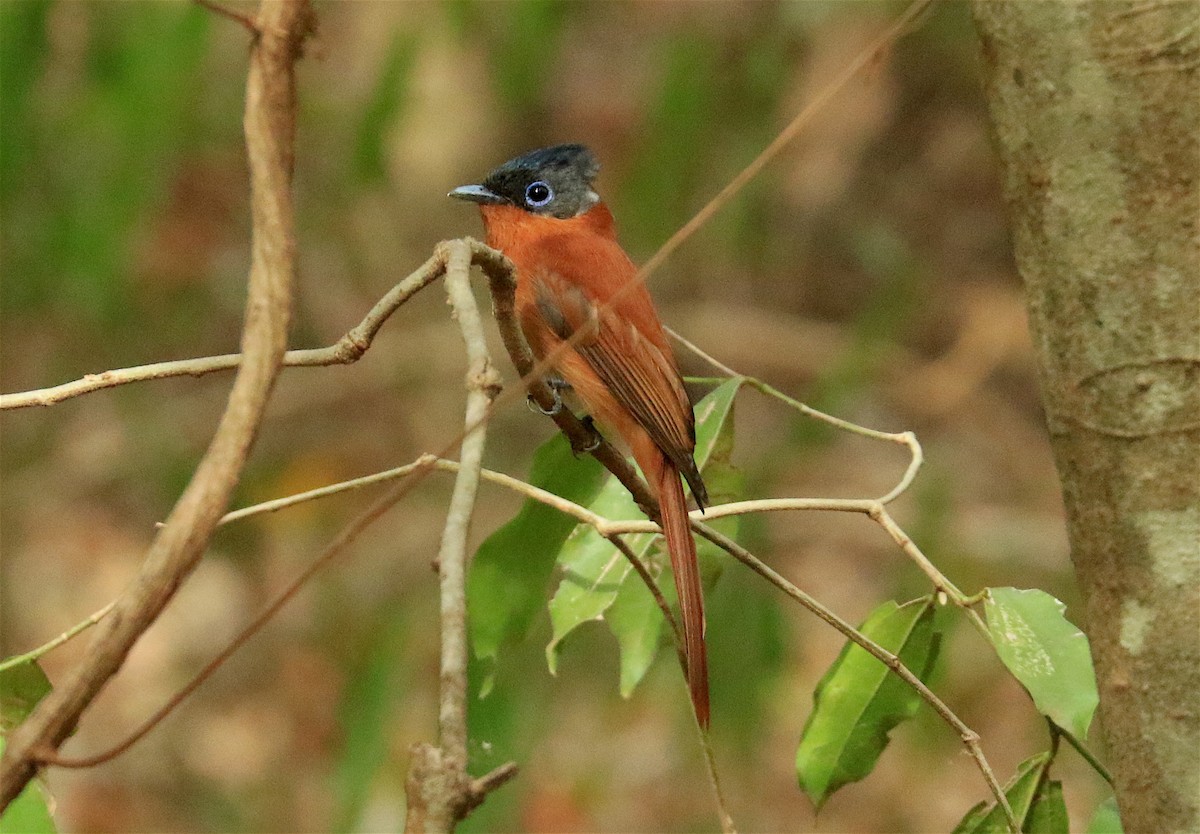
(0, 2, 1108, 831)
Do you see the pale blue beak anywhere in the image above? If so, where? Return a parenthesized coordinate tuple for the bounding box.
(448, 184, 506, 205)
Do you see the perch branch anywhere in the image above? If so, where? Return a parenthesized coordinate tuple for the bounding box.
(0, 0, 313, 809)
(404, 240, 513, 832)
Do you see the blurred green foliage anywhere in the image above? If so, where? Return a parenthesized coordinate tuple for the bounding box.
(1, 3, 211, 323)
(0, 2, 1088, 832)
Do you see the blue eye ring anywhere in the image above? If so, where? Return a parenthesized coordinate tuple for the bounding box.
(525, 181, 554, 207)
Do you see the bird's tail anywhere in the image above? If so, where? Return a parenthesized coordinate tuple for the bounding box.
(658, 460, 709, 728)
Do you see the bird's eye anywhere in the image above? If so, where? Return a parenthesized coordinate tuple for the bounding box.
(524, 181, 553, 207)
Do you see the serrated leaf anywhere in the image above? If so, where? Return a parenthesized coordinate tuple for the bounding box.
(796, 597, 941, 809)
(469, 433, 607, 693)
(546, 378, 742, 679)
(1085, 797, 1122, 834)
(985, 587, 1099, 739)
(0, 660, 57, 833)
(953, 752, 1052, 834)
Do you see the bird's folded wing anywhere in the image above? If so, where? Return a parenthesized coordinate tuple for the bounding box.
(534, 275, 707, 506)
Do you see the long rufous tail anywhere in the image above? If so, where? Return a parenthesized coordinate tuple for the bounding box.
(658, 461, 709, 728)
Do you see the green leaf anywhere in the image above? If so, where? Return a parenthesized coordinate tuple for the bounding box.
(0, 659, 52, 728)
(544, 486, 654, 673)
(985, 587, 1099, 739)
(1027, 780, 1068, 834)
(607, 377, 743, 694)
(952, 752, 1052, 833)
(953, 802, 991, 834)
(1085, 797, 1123, 834)
(0, 660, 57, 833)
(796, 597, 941, 809)
(469, 433, 607, 693)
(546, 378, 742, 681)
(608, 573, 664, 698)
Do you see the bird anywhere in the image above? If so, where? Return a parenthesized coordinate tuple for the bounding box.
(450, 144, 711, 727)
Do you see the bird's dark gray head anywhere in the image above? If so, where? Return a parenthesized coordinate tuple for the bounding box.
(449, 144, 601, 220)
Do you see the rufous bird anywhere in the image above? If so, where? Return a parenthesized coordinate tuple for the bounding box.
(450, 144, 711, 726)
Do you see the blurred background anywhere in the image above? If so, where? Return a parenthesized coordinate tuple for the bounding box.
(1, 1, 1106, 831)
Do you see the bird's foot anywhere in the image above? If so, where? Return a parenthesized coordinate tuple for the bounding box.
(573, 415, 603, 455)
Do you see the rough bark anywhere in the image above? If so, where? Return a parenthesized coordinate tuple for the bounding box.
(971, 3, 1199, 832)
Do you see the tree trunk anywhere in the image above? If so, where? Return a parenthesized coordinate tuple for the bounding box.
(971, 3, 1198, 832)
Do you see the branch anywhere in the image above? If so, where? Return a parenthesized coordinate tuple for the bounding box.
(0, 0, 313, 809)
(0, 251, 448, 411)
(404, 240, 512, 832)
(209, 452, 1016, 830)
(689, 522, 1019, 833)
(0, 602, 115, 673)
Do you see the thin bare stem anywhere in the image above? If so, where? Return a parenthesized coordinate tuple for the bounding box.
(689, 522, 1019, 834)
(0, 603, 116, 673)
(634, 0, 935, 285)
(0, 251, 446, 411)
(194, 0, 259, 33)
(34, 471, 417, 770)
(669, 325, 924, 503)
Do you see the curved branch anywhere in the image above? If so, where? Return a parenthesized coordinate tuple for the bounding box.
(0, 0, 313, 809)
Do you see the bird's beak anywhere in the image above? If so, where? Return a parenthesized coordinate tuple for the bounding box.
(448, 184, 506, 205)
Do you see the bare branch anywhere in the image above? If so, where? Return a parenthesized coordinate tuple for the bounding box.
(0, 602, 116, 673)
(0, 251, 447, 411)
(0, 0, 314, 808)
(404, 240, 511, 831)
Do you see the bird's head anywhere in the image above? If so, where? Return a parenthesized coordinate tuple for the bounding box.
(449, 144, 601, 220)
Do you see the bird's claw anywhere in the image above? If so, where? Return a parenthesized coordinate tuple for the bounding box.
(528, 376, 573, 415)
(574, 415, 602, 455)
(527, 385, 563, 416)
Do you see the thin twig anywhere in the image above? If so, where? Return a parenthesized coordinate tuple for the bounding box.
(0, 0, 313, 810)
(633, 0, 936, 285)
(439, 241, 495, 766)
(1058, 726, 1115, 786)
(34, 470, 417, 769)
(0, 251, 447, 411)
(689, 522, 1019, 833)
(194, 0, 259, 33)
(0, 602, 116, 673)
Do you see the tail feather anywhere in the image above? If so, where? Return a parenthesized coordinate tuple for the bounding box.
(658, 461, 709, 728)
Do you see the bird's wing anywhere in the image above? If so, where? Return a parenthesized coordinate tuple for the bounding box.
(532, 272, 708, 507)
